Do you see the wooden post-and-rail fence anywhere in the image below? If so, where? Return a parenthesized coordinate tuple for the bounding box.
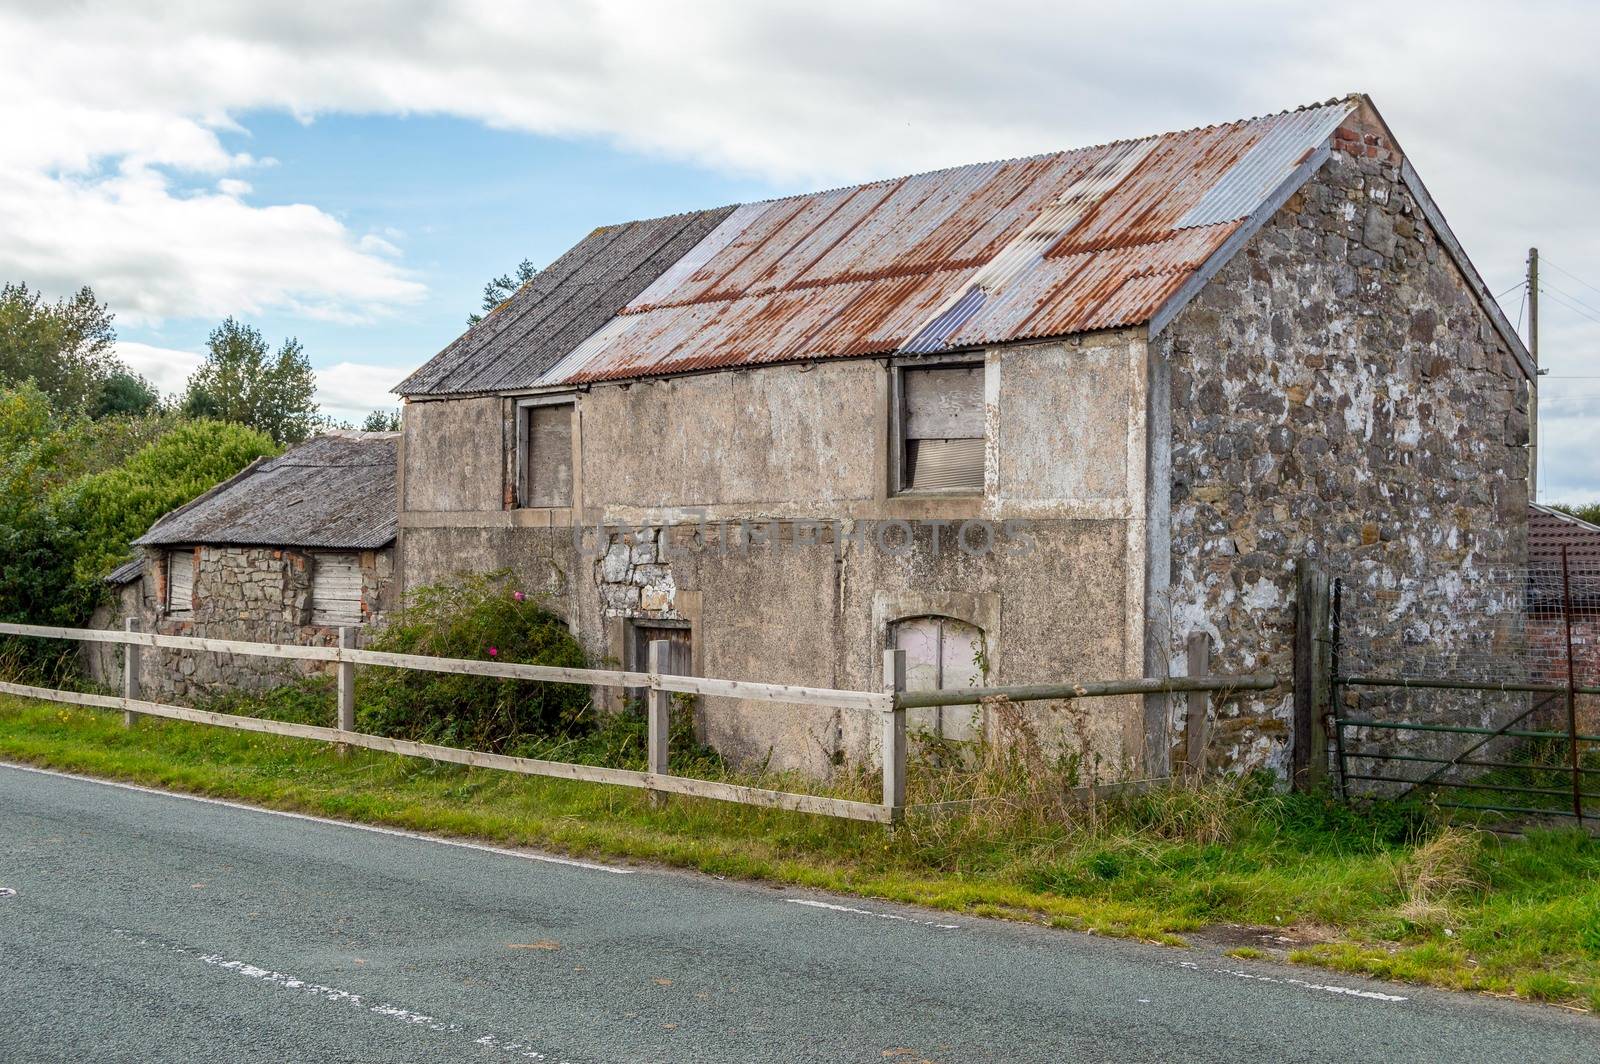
(0, 621, 1274, 825)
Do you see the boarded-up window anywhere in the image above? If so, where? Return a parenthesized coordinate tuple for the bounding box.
(312, 553, 365, 625)
(627, 622, 692, 702)
(901, 364, 984, 493)
(518, 402, 574, 508)
(893, 616, 985, 742)
(166, 550, 194, 615)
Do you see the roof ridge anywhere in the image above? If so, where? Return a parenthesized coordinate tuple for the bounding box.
(664, 95, 1365, 218)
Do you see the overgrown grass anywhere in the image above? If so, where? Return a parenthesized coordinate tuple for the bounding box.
(3, 693, 1598, 1013)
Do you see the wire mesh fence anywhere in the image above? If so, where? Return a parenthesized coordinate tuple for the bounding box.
(1331, 550, 1600, 819)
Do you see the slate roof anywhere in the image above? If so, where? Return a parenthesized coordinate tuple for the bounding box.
(134, 433, 398, 551)
(396, 207, 738, 396)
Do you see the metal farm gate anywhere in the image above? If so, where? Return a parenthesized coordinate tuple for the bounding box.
(1329, 548, 1600, 822)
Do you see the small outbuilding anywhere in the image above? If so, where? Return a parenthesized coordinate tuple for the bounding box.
(87, 432, 398, 699)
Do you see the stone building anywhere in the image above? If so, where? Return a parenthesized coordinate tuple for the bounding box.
(393, 94, 1531, 779)
(1526, 505, 1600, 708)
(87, 433, 398, 700)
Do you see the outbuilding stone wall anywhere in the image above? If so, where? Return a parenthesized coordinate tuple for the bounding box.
(1155, 106, 1530, 773)
(88, 545, 395, 703)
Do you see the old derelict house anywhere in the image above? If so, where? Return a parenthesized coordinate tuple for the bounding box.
(89, 433, 398, 699)
(394, 94, 1531, 779)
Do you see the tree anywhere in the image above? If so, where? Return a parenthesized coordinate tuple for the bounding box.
(467, 259, 538, 326)
(91, 369, 159, 418)
(181, 317, 319, 444)
(1549, 502, 1600, 527)
(0, 282, 120, 410)
(361, 409, 401, 432)
(57, 419, 278, 585)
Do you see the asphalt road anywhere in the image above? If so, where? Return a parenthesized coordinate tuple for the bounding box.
(2, 761, 1596, 1063)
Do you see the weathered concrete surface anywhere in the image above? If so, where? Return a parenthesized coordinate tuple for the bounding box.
(1155, 102, 1529, 774)
(401, 395, 506, 513)
(401, 332, 1150, 777)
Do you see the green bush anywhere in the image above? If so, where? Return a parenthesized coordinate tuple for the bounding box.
(56, 418, 278, 583)
(358, 572, 594, 752)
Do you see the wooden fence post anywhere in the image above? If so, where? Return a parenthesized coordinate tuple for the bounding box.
(336, 627, 357, 756)
(122, 617, 141, 729)
(647, 639, 677, 808)
(1184, 632, 1211, 777)
(1292, 559, 1331, 790)
(882, 648, 907, 824)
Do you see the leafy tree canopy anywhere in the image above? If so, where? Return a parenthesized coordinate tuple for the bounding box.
(1549, 501, 1600, 527)
(55, 418, 279, 586)
(181, 317, 319, 444)
(0, 282, 121, 410)
(91, 369, 160, 419)
(361, 409, 402, 432)
(467, 259, 537, 326)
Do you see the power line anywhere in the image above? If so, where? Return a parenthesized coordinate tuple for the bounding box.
(1540, 286, 1600, 328)
(1541, 281, 1600, 323)
(1542, 256, 1600, 301)
(1494, 280, 1526, 301)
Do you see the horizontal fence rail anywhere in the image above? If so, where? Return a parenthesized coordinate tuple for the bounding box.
(0, 621, 1272, 825)
(894, 673, 1276, 710)
(0, 679, 893, 823)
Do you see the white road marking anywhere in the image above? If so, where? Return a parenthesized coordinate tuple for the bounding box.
(1176, 960, 1408, 1003)
(0, 760, 632, 875)
(786, 898, 960, 929)
(112, 929, 578, 1061)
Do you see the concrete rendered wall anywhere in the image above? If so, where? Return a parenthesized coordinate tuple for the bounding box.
(1154, 105, 1529, 774)
(399, 331, 1152, 777)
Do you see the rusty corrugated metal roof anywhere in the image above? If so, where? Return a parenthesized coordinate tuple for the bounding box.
(135, 433, 399, 551)
(541, 99, 1354, 385)
(398, 99, 1358, 394)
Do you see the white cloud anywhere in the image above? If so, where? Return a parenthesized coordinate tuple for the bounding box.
(114, 341, 203, 398)
(315, 361, 406, 424)
(5, 1, 1600, 490)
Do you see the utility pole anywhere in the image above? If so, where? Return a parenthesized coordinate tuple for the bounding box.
(1528, 246, 1539, 501)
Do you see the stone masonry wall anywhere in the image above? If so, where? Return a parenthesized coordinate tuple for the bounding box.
(124, 545, 395, 703)
(1157, 105, 1530, 774)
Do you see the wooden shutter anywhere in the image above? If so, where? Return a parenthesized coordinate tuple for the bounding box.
(166, 550, 194, 615)
(522, 403, 574, 507)
(903, 365, 983, 492)
(312, 553, 364, 625)
(893, 616, 984, 742)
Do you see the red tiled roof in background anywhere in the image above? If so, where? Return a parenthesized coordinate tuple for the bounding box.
(1529, 503, 1600, 564)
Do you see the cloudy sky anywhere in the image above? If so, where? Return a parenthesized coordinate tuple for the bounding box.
(3, 1, 1597, 498)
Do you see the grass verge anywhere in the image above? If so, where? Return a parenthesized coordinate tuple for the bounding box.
(3, 694, 1598, 1012)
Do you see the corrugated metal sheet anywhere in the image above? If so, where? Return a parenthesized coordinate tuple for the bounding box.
(104, 556, 143, 586)
(552, 99, 1354, 385)
(409, 98, 1358, 392)
(1178, 105, 1352, 228)
(397, 206, 738, 396)
(135, 433, 399, 550)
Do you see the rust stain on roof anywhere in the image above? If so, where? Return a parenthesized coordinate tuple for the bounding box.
(552, 100, 1355, 385)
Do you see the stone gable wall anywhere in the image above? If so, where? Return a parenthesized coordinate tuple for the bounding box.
(1156, 110, 1529, 773)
